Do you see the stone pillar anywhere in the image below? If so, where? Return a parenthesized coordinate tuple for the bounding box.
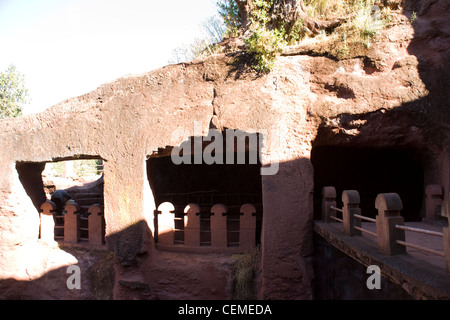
(103, 156, 151, 267)
(210, 204, 227, 248)
(64, 200, 80, 244)
(425, 184, 443, 221)
(322, 186, 337, 223)
(62, 160, 74, 179)
(375, 193, 406, 255)
(441, 197, 450, 275)
(157, 202, 175, 246)
(88, 204, 105, 245)
(239, 204, 256, 250)
(342, 190, 362, 236)
(40, 200, 57, 243)
(184, 203, 201, 247)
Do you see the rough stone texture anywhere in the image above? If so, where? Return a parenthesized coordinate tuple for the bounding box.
(0, 0, 449, 299)
(313, 234, 414, 300)
(314, 222, 450, 299)
(0, 246, 114, 300)
(114, 250, 235, 300)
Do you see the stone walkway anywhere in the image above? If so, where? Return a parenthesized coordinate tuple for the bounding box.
(360, 221, 446, 270)
(314, 220, 450, 299)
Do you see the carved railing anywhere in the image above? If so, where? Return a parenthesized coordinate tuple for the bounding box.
(155, 202, 257, 252)
(321, 185, 450, 275)
(40, 200, 105, 246)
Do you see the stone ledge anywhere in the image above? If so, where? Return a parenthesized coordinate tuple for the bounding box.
(314, 221, 450, 300)
(155, 244, 251, 254)
(57, 241, 108, 252)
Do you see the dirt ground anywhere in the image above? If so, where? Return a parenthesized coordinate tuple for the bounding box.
(114, 249, 237, 300)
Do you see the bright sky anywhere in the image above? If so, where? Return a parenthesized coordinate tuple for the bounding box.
(0, 0, 219, 115)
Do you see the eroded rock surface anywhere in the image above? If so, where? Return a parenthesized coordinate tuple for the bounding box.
(0, 0, 448, 299)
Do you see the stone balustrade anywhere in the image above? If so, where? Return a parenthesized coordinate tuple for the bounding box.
(155, 202, 257, 252)
(321, 185, 450, 274)
(39, 200, 57, 244)
(39, 200, 105, 246)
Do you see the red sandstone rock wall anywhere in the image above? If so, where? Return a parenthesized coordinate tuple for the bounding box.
(0, 0, 448, 299)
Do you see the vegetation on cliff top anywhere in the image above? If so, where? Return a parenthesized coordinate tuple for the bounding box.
(216, 0, 395, 73)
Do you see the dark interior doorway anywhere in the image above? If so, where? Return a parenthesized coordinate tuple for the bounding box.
(311, 146, 424, 222)
(147, 131, 264, 246)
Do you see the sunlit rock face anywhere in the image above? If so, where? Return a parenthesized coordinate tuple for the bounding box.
(0, 0, 448, 299)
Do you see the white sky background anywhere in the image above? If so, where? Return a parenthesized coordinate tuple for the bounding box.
(0, 0, 219, 115)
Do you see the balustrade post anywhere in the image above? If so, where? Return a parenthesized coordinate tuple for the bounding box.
(441, 197, 450, 275)
(375, 193, 406, 255)
(184, 203, 201, 247)
(157, 202, 175, 246)
(210, 204, 227, 248)
(40, 200, 57, 244)
(322, 186, 337, 223)
(88, 204, 105, 245)
(342, 190, 362, 236)
(425, 184, 443, 221)
(64, 200, 80, 244)
(240, 204, 256, 250)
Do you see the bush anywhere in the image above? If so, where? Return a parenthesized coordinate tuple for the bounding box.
(220, 0, 392, 71)
(245, 26, 286, 73)
(242, 0, 287, 73)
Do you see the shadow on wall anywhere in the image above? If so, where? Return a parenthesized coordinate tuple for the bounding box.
(106, 220, 152, 267)
(405, 0, 450, 129)
(0, 220, 153, 300)
(7, 145, 438, 300)
(403, 0, 450, 193)
(3, 1, 449, 300)
(0, 217, 239, 300)
(16, 162, 47, 212)
(3, 157, 436, 300)
(0, 245, 115, 300)
(0, 155, 315, 300)
(311, 0, 450, 299)
(310, 0, 450, 223)
(403, 0, 450, 201)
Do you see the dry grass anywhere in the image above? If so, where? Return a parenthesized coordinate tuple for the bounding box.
(299, 0, 393, 53)
(305, 0, 358, 20)
(231, 249, 260, 300)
